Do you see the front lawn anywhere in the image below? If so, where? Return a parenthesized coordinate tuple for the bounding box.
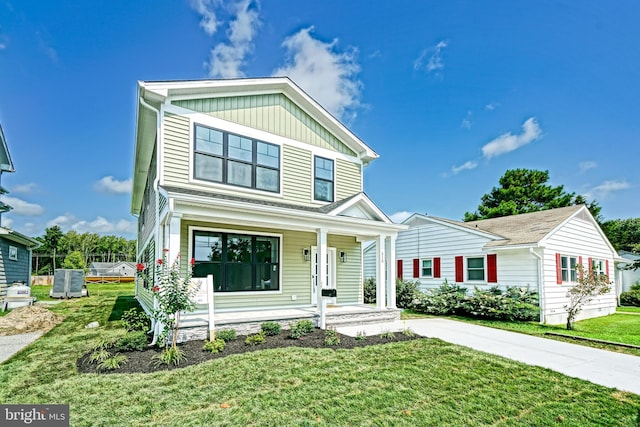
(618, 306, 640, 313)
(1, 286, 639, 426)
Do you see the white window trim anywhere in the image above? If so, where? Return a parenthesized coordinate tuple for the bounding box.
(560, 255, 578, 284)
(466, 255, 487, 283)
(8, 245, 17, 261)
(312, 155, 336, 204)
(188, 226, 283, 296)
(420, 258, 434, 278)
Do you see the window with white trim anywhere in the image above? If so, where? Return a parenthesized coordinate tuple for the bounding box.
(314, 156, 334, 202)
(194, 124, 280, 192)
(592, 259, 605, 276)
(467, 257, 485, 281)
(561, 255, 578, 282)
(421, 259, 433, 277)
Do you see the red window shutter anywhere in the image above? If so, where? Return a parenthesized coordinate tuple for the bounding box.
(413, 258, 419, 278)
(588, 257, 593, 272)
(433, 257, 441, 278)
(606, 260, 610, 276)
(556, 253, 563, 284)
(487, 254, 498, 283)
(397, 259, 403, 280)
(455, 256, 464, 282)
(578, 256, 583, 279)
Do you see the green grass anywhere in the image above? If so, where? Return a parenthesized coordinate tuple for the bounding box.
(618, 306, 640, 313)
(1, 288, 639, 426)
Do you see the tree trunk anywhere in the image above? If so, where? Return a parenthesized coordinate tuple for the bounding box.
(566, 316, 573, 330)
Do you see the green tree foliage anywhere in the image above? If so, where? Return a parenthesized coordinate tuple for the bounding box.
(463, 169, 601, 222)
(61, 251, 86, 270)
(601, 218, 640, 253)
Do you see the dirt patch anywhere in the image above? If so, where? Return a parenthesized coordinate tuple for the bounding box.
(0, 305, 64, 336)
(77, 329, 422, 374)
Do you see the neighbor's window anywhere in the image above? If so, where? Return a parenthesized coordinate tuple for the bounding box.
(561, 255, 578, 282)
(467, 257, 485, 281)
(591, 259, 605, 276)
(194, 124, 280, 192)
(421, 259, 433, 277)
(192, 230, 279, 292)
(314, 156, 334, 202)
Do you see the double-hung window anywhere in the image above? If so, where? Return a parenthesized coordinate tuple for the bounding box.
(192, 230, 280, 292)
(467, 257, 485, 281)
(561, 255, 578, 282)
(194, 124, 280, 192)
(314, 156, 334, 202)
(421, 259, 433, 277)
(592, 259, 605, 276)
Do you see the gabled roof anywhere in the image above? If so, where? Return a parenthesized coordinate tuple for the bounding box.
(0, 227, 39, 248)
(0, 123, 15, 173)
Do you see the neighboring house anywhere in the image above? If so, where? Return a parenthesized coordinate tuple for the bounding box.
(89, 261, 136, 277)
(616, 251, 640, 294)
(366, 205, 618, 324)
(0, 123, 39, 285)
(132, 77, 405, 341)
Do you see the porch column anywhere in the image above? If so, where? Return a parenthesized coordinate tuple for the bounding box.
(167, 213, 182, 266)
(317, 228, 328, 328)
(376, 234, 386, 309)
(386, 235, 397, 308)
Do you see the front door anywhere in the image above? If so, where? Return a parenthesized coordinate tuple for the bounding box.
(311, 247, 336, 306)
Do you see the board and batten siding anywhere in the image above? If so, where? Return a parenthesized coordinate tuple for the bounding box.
(541, 216, 617, 323)
(173, 94, 356, 157)
(328, 235, 362, 304)
(0, 238, 29, 284)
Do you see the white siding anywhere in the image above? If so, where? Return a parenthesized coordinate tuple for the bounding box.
(541, 216, 617, 324)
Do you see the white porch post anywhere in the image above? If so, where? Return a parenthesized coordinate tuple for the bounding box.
(386, 235, 397, 309)
(167, 214, 182, 265)
(317, 228, 328, 328)
(376, 234, 386, 309)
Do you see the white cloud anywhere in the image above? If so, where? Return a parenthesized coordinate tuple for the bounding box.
(71, 217, 136, 235)
(11, 183, 37, 194)
(0, 42, 6, 50)
(461, 110, 472, 129)
(205, 0, 260, 78)
(273, 27, 363, 121)
(389, 211, 412, 224)
(481, 117, 541, 159)
(0, 196, 44, 216)
(46, 214, 76, 228)
(485, 102, 499, 111)
(190, 0, 221, 35)
(414, 40, 448, 74)
(93, 176, 132, 194)
(2, 218, 13, 228)
(451, 160, 478, 175)
(584, 180, 630, 199)
(579, 161, 597, 173)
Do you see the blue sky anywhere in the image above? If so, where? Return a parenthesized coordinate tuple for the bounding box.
(1, 1, 639, 240)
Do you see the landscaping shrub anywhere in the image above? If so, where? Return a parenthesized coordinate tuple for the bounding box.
(412, 280, 467, 315)
(620, 290, 640, 307)
(121, 308, 150, 332)
(245, 331, 266, 346)
(115, 331, 149, 351)
(290, 319, 314, 339)
(363, 278, 376, 304)
(203, 338, 226, 353)
(215, 329, 237, 342)
(97, 354, 128, 371)
(153, 346, 186, 366)
(396, 279, 420, 309)
(324, 329, 340, 346)
(261, 321, 281, 336)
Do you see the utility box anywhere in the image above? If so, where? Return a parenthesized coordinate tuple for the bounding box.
(321, 288, 337, 298)
(51, 269, 88, 298)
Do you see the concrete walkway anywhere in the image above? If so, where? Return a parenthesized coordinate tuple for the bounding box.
(336, 318, 640, 395)
(0, 332, 42, 364)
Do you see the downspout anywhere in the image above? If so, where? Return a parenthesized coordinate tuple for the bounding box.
(139, 95, 162, 346)
(530, 247, 545, 324)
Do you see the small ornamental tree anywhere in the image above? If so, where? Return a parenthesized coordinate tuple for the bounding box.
(564, 264, 611, 330)
(138, 251, 199, 363)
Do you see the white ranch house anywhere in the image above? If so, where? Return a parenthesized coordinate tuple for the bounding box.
(366, 205, 619, 325)
(132, 77, 406, 342)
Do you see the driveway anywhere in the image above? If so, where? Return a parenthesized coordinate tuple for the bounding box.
(0, 332, 42, 364)
(336, 318, 640, 395)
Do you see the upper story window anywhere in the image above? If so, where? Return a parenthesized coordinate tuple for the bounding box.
(314, 156, 334, 202)
(467, 257, 485, 281)
(421, 259, 433, 277)
(194, 124, 280, 192)
(561, 255, 578, 282)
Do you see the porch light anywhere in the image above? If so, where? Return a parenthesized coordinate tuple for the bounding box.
(339, 251, 347, 263)
(303, 248, 310, 262)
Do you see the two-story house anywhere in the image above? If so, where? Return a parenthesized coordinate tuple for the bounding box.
(132, 77, 405, 341)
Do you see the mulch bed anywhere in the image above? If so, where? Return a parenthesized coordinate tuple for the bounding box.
(77, 329, 421, 374)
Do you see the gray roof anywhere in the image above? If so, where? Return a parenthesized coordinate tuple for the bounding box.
(0, 123, 15, 173)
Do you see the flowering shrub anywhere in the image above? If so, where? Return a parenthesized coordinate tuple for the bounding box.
(137, 251, 199, 359)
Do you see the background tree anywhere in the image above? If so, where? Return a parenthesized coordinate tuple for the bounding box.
(464, 169, 601, 222)
(41, 226, 64, 273)
(601, 218, 640, 253)
(61, 250, 87, 270)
